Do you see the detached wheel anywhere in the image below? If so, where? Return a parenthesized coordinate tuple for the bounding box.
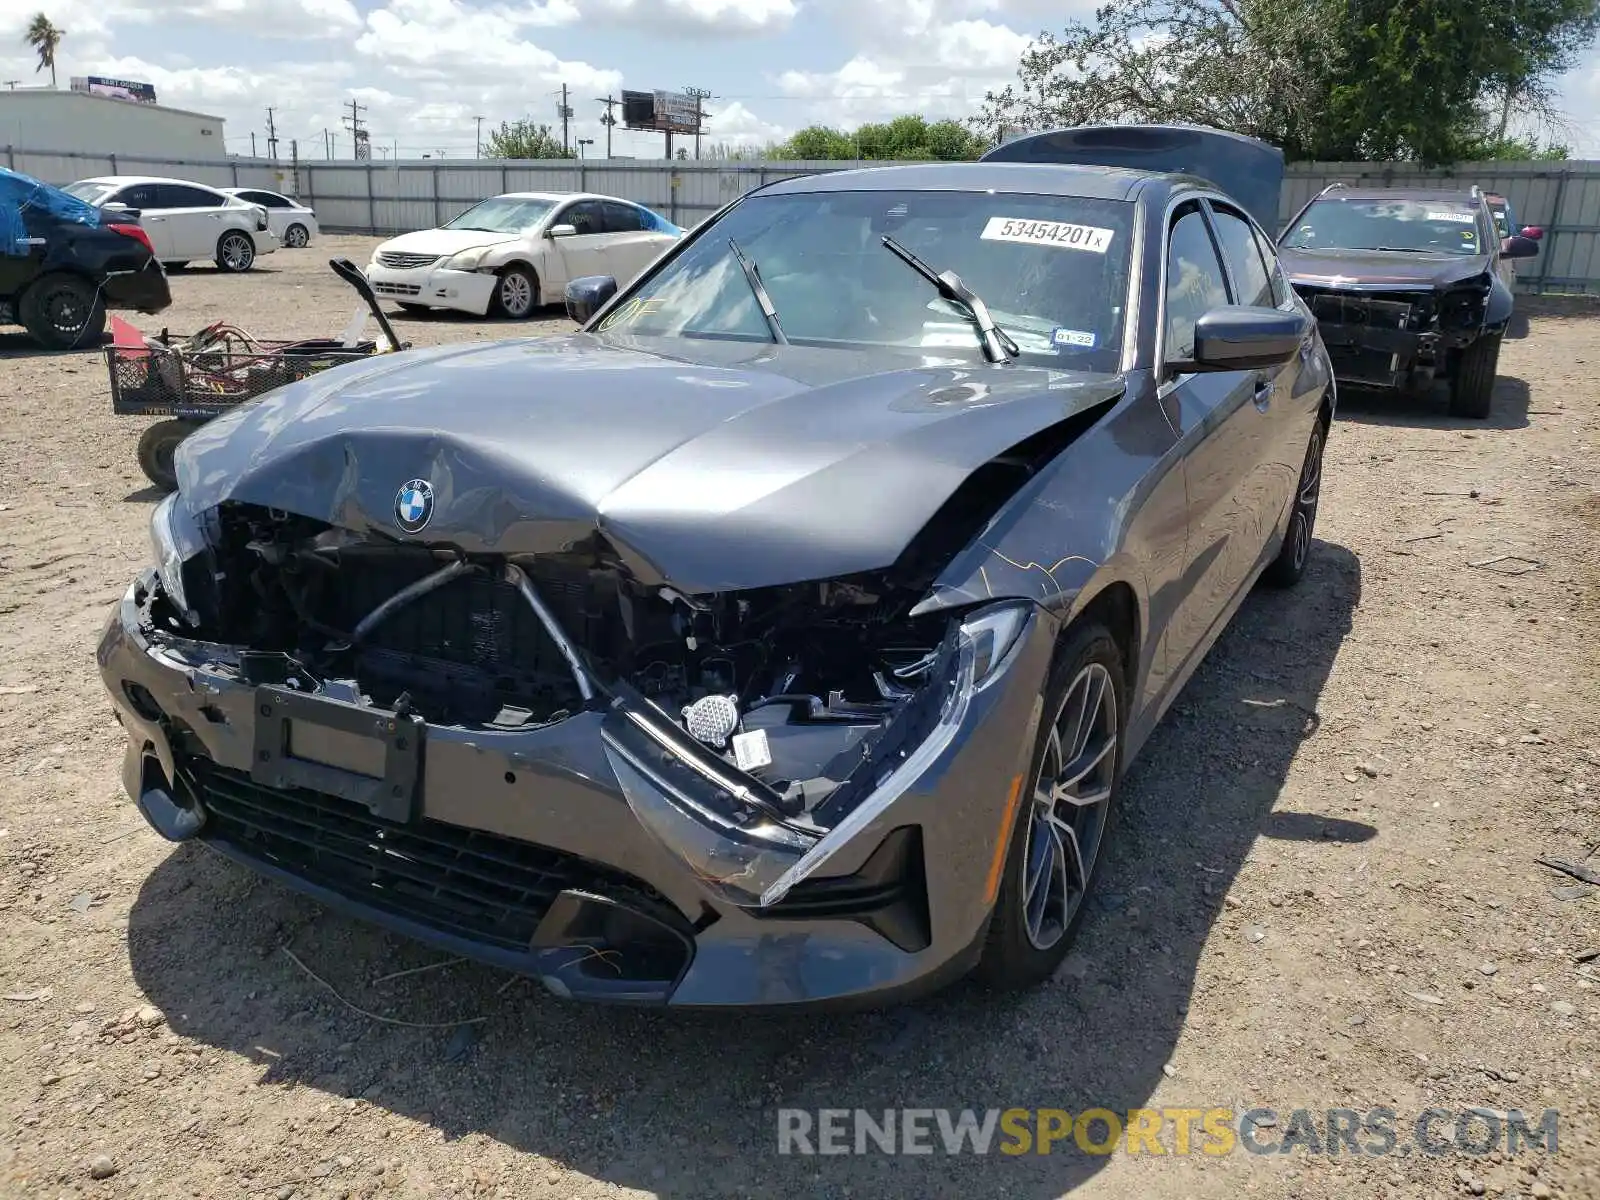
(283, 223, 310, 248)
(136, 419, 199, 492)
(215, 231, 256, 273)
(977, 620, 1127, 990)
(19, 273, 106, 350)
(490, 266, 538, 319)
(1262, 419, 1325, 589)
(1449, 330, 1501, 419)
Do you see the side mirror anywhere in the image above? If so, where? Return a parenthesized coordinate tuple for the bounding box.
(547, 223, 578, 239)
(1519, 225, 1544, 241)
(565, 275, 617, 324)
(1188, 306, 1310, 372)
(1500, 234, 1539, 260)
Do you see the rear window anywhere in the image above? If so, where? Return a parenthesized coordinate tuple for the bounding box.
(1281, 198, 1488, 256)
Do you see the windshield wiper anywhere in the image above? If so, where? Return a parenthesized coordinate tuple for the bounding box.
(727, 238, 787, 344)
(879, 235, 1018, 363)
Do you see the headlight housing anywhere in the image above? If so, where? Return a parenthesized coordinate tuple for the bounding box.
(149, 493, 207, 624)
(602, 600, 1034, 908)
(442, 246, 493, 271)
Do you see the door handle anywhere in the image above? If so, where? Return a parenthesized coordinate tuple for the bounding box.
(1252, 377, 1273, 409)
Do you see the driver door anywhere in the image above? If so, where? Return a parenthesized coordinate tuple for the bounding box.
(546, 200, 611, 289)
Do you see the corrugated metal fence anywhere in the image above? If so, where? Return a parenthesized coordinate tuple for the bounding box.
(8, 144, 1599, 293)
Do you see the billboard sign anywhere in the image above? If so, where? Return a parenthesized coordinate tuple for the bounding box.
(620, 88, 702, 134)
(71, 76, 159, 104)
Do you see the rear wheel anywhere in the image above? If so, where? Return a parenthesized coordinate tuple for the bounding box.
(136, 419, 200, 492)
(215, 231, 256, 273)
(977, 621, 1126, 990)
(1262, 420, 1325, 589)
(283, 223, 310, 248)
(19, 273, 105, 350)
(490, 266, 538, 319)
(1449, 330, 1501, 419)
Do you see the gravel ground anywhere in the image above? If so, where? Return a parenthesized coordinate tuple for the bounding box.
(0, 236, 1596, 1200)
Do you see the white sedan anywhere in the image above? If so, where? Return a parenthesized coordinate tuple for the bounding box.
(365, 192, 682, 319)
(64, 176, 278, 271)
(221, 187, 319, 248)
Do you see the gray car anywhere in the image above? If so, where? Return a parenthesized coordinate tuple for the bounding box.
(98, 130, 1335, 1008)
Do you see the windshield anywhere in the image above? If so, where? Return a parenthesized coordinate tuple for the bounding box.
(1281, 198, 1488, 256)
(443, 196, 556, 234)
(596, 189, 1134, 371)
(62, 181, 115, 203)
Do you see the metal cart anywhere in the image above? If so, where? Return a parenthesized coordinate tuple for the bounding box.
(105, 257, 408, 491)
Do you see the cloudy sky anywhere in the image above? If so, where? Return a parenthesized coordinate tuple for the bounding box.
(2, 0, 1598, 161)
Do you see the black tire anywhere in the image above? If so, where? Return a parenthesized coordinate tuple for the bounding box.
(136, 419, 200, 492)
(215, 231, 256, 273)
(1261, 419, 1326, 589)
(976, 620, 1128, 990)
(18, 273, 106, 351)
(1449, 330, 1501, 419)
(490, 265, 538, 319)
(283, 223, 310, 248)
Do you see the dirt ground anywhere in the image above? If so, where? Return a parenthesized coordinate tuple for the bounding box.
(0, 236, 1596, 1200)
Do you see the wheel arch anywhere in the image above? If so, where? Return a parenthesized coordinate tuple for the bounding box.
(1064, 578, 1141, 702)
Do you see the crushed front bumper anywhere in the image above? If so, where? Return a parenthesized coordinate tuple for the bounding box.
(98, 573, 1056, 1008)
(364, 262, 497, 315)
(1305, 292, 1440, 391)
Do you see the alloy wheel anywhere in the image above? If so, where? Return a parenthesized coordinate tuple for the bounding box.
(220, 234, 253, 271)
(1021, 661, 1118, 950)
(1289, 427, 1323, 572)
(498, 271, 534, 317)
(285, 225, 309, 248)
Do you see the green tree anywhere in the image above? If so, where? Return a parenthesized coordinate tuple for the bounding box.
(773, 125, 859, 159)
(481, 119, 573, 159)
(23, 12, 63, 89)
(772, 116, 990, 161)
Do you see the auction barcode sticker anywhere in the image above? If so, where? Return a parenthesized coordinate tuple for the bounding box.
(1425, 211, 1475, 224)
(981, 217, 1115, 253)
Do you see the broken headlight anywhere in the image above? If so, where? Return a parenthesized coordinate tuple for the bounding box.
(149, 493, 207, 624)
(442, 246, 494, 271)
(602, 600, 1033, 908)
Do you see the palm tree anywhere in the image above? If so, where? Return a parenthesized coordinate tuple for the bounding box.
(23, 14, 63, 89)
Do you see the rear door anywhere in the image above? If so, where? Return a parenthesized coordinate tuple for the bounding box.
(153, 183, 230, 259)
(0, 208, 49, 302)
(105, 184, 175, 258)
(1159, 201, 1276, 674)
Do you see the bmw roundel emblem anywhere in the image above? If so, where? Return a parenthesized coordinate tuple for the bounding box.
(394, 479, 434, 533)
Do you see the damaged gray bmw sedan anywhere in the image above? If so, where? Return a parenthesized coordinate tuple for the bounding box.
(98, 142, 1334, 1007)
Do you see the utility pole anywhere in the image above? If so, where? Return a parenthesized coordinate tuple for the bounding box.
(557, 84, 573, 156)
(250, 132, 257, 156)
(344, 98, 370, 160)
(597, 95, 618, 159)
(265, 106, 279, 159)
(290, 139, 298, 195)
(577, 137, 593, 159)
(324, 128, 332, 159)
(684, 86, 713, 160)
(474, 115, 484, 158)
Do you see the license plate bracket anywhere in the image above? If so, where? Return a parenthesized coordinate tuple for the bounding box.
(251, 686, 423, 823)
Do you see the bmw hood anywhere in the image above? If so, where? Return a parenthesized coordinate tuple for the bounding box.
(1279, 247, 1492, 290)
(172, 334, 1124, 593)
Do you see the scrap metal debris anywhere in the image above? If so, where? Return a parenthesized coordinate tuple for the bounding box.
(1536, 856, 1600, 887)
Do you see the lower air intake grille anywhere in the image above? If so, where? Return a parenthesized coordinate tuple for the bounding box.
(193, 762, 654, 952)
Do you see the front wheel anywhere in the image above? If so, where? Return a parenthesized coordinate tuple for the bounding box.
(1449, 330, 1501, 419)
(490, 266, 538, 319)
(215, 231, 256, 273)
(1261, 420, 1325, 589)
(977, 621, 1126, 990)
(19, 273, 106, 350)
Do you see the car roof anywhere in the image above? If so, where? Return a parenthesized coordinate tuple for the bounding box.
(759, 162, 1165, 203)
(74, 175, 228, 189)
(222, 186, 286, 195)
(1317, 187, 1482, 204)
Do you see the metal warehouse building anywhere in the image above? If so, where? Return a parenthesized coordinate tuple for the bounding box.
(0, 88, 225, 163)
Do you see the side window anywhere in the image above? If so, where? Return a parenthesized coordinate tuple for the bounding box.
(155, 184, 224, 209)
(560, 201, 605, 235)
(1164, 206, 1230, 363)
(601, 201, 643, 233)
(238, 190, 281, 207)
(1252, 225, 1295, 308)
(112, 184, 158, 209)
(1209, 205, 1274, 307)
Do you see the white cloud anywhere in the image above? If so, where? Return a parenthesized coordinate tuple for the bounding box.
(702, 100, 786, 145)
(588, 0, 797, 36)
